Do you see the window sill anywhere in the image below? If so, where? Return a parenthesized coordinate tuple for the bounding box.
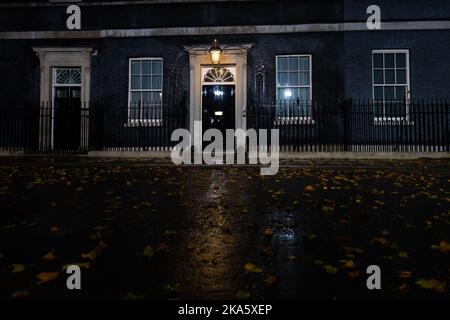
(124, 119, 163, 127)
(275, 117, 315, 125)
(373, 118, 414, 126)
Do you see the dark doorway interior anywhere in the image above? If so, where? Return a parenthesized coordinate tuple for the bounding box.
(201, 85, 235, 136)
(53, 87, 81, 151)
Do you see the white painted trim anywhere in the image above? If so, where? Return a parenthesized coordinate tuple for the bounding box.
(2, 21, 450, 39)
(127, 57, 163, 121)
(372, 49, 410, 120)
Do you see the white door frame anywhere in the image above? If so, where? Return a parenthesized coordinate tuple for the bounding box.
(185, 44, 253, 150)
(33, 47, 96, 151)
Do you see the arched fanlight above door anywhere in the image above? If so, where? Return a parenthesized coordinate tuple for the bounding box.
(203, 67, 235, 84)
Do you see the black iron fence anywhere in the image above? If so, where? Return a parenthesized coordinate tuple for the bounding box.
(0, 98, 448, 153)
(248, 98, 450, 152)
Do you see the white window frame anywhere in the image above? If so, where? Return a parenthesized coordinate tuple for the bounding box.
(128, 57, 163, 124)
(372, 49, 411, 122)
(276, 54, 313, 121)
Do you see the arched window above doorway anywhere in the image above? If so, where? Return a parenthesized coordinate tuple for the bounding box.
(54, 68, 82, 85)
(203, 67, 235, 84)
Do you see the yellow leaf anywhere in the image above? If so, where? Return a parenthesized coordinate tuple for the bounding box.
(11, 264, 25, 273)
(431, 241, 450, 253)
(416, 279, 446, 293)
(122, 292, 145, 300)
(398, 252, 409, 258)
(143, 245, 155, 258)
(43, 249, 56, 261)
(11, 290, 30, 299)
(36, 272, 59, 285)
(263, 228, 273, 237)
(235, 290, 250, 299)
(305, 185, 315, 191)
(244, 262, 263, 273)
(324, 265, 338, 274)
(339, 259, 355, 269)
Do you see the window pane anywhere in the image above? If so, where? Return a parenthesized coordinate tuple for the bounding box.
(384, 86, 395, 100)
(374, 87, 383, 101)
(131, 75, 141, 89)
(384, 54, 395, 68)
(151, 91, 162, 103)
(278, 88, 296, 100)
(299, 71, 310, 85)
(396, 70, 406, 84)
(396, 86, 406, 100)
(299, 88, 310, 101)
(288, 57, 298, 71)
(299, 57, 310, 71)
(152, 60, 162, 75)
(151, 75, 162, 89)
(288, 72, 299, 86)
(142, 75, 151, 89)
(396, 53, 406, 68)
(374, 70, 383, 84)
(385, 70, 395, 84)
(142, 91, 151, 105)
(142, 61, 151, 74)
(278, 57, 288, 71)
(131, 61, 141, 75)
(278, 72, 288, 86)
(373, 54, 383, 68)
(130, 92, 141, 118)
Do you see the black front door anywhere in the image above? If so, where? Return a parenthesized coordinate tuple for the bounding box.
(202, 85, 235, 136)
(53, 87, 81, 151)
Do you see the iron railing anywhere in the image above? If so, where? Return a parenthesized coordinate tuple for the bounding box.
(0, 98, 448, 153)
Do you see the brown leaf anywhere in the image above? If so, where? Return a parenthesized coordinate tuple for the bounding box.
(11, 290, 30, 299)
(348, 271, 360, 279)
(399, 271, 412, 279)
(244, 262, 263, 273)
(43, 249, 56, 261)
(36, 272, 59, 285)
(264, 275, 277, 286)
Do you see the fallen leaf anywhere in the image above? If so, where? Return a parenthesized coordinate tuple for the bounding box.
(62, 262, 92, 271)
(156, 243, 169, 253)
(235, 291, 250, 299)
(263, 228, 273, 237)
(11, 290, 30, 299)
(416, 279, 446, 293)
(81, 248, 99, 260)
(371, 237, 390, 248)
(431, 241, 450, 253)
(398, 283, 410, 294)
(305, 185, 315, 191)
(399, 271, 412, 278)
(398, 252, 409, 258)
(348, 271, 360, 279)
(43, 249, 56, 261)
(122, 292, 145, 300)
(324, 265, 338, 274)
(339, 259, 355, 269)
(11, 264, 25, 273)
(244, 262, 263, 273)
(143, 245, 155, 258)
(36, 272, 59, 285)
(264, 275, 277, 286)
(288, 255, 296, 261)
